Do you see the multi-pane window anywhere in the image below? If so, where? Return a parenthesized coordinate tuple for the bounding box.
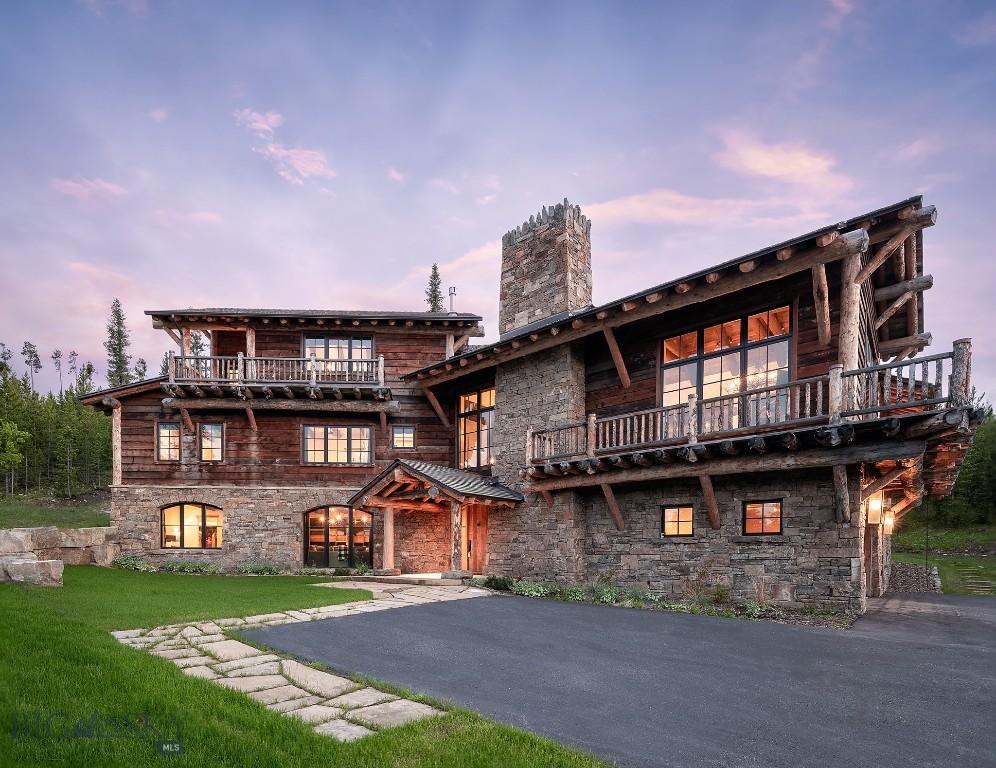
(662, 506, 694, 537)
(458, 387, 495, 469)
(303, 425, 373, 464)
(162, 503, 223, 549)
(392, 426, 416, 449)
(199, 423, 223, 462)
(305, 336, 373, 380)
(157, 422, 181, 462)
(662, 306, 791, 432)
(743, 500, 783, 535)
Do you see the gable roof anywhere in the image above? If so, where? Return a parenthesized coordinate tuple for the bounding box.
(78, 376, 167, 407)
(349, 459, 524, 506)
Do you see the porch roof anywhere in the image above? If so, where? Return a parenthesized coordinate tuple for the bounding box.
(350, 459, 524, 507)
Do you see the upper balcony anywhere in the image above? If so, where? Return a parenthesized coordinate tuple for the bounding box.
(164, 352, 388, 401)
(525, 340, 974, 486)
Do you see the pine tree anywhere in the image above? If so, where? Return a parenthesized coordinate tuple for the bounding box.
(189, 332, 206, 357)
(75, 362, 96, 395)
(0, 343, 11, 377)
(159, 353, 170, 377)
(104, 298, 132, 386)
(133, 358, 147, 380)
(20, 341, 42, 391)
(425, 263, 444, 312)
(52, 349, 64, 395)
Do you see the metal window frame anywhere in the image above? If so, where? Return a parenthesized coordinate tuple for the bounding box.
(160, 502, 223, 549)
(301, 424, 374, 465)
(456, 386, 495, 469)
(741, 499, 784, 536)
(660, 504, 696, 538)
(198, 422, 225, 463)
(156, 421, 182, 463)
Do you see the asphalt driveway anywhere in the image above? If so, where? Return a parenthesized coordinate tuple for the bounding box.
(246, 593, 996, 768)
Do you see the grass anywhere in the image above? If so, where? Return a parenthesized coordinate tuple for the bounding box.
(0, 566, 605, 768)
(892, 522, 996, 555)
(893, 552, 996, 596)
(0, 495, 110, 529)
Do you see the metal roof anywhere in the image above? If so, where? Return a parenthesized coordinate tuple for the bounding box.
(349, 459, 524, 505)
(146, 308, 482, 321)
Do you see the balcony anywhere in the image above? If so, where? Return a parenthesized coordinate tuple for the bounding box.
(165, 352, 388, 400)
(526, 341, 973, 474)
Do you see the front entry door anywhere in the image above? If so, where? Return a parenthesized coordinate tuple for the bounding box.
(465, 505, 488, 574)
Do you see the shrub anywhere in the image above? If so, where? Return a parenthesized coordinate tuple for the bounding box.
(160, 559, 222, 575)
(562, 585, 587, 602)
(592, 582, 623, 604)
(680, 557, 730, 606)
(624, 589, 652, 608)
(741, 600, 765, 619)
(355, 562, 371, 575)
(511, 580, 555, 598)
(111, 554, 156, 572)
(299, 567, 332, 577)
(482, 575, 514, 591)
(235, 559, 286, 575)
(333, 567, 352, 577)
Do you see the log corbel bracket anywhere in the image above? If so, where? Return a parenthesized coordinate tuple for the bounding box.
(861, 464, 908, 500)
(179, 407, 194, 433)
(832, 465, 850, 524)
(245, 406, 258, 433)
(421, 385, 451, 428)
(602, 327, 631, 389)
(600, 483, 625, 531)
(541, 490, 554, 509)
(699, 475, 721, 530)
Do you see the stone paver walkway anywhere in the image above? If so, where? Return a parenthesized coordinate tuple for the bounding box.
(954, 564, 996, 595)
(111, 581, 488, 741)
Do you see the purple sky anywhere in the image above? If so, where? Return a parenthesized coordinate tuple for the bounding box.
(2, 0, 995, 397)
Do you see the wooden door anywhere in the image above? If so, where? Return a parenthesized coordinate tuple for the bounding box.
(466, 505, 489, 574)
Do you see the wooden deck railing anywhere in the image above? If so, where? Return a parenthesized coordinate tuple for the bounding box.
(170, 353, 386, 387)
(526, 340, 971, 464)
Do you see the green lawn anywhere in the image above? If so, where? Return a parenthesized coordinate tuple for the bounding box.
(0, 566, 604, 768)
(893, 552, 996, 596)
(892, 523, 996, 554)
(0, 496, 111, 529)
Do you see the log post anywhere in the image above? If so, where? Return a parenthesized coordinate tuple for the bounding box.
(382, 508, 395, 571)
(245, 327, 256, 357)
(951, 338, 972, 407)
(840, 253, 861, 371)
(686, 392, 698, 443)
(167, 350, 175, 385)
(309, 352, 318, 388)
(377, 354, 385, 387)
(525, 428, 534, 465)
(832, 465, 849, 524)
(829, 364, 843, 424)
(181, 327, 191, 357)
(101, 396, 122, 486)
(586, 413, 597, 457)
(811, 264, 831, 348)
(236, 352, 245, 385)
(445, 333, 455, 358)
(451, 502, 462, 572)
(699, 475, 721, 530)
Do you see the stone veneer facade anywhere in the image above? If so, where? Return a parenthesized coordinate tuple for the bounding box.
(111, 485, 358, 569)
(372, 509, 450, 574)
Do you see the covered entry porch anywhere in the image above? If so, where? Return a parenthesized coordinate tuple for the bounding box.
(351, 459, 522, 577)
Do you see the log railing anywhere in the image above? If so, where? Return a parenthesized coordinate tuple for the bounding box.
(170, 353, 386, 387)
(526, 339, 971, 464)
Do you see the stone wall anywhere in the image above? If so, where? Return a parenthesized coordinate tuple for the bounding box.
(498, 200, 592, 336)
(491, 344, 588, 581)
(580, 468, 865, 613)
(372, 509, 450, 573)
(0, 525, 119, 586)
(111, 485, 358, 570)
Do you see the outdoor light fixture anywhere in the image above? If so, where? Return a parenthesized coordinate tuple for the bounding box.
(882, 510, 896, 535)
(865, 491, 884, 525)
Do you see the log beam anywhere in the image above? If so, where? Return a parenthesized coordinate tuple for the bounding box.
(861, 465, 908, 500)
(421, 386, 451, 428)
(245, 407, 257, 433)
(855, 225, 918, 285)
(161, 397, 399, 413)
(811, 264, 831, 348)
(600, 483, 625, 531)
(878, 333, 932, 356)
(699, 475, 721, 530)
(602, 327, 631, 388)
(874, 274, 933, 302)
(526, 440, 926, 493)
(874, 291, 914, 331)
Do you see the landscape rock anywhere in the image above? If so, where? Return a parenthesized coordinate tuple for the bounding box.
(4, 558, 63, 586)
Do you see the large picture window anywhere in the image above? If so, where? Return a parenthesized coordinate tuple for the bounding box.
(662, 306, 790, 432)
(157, 422, 180, 462)
(458, 387, 494, 469)
(161, 503, 223, 549)
(303, 425, 373, 464)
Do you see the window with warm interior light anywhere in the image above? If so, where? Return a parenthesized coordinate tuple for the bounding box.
(392, 425, 415, 449)
(458, 387, 494, 469)
(161, 503, 223, 548)
(303, 425, 373, 464)
(662, 506, 694, 537)
(662, 306, 790, 431)
(157, 422, 180, 462)
(743, 500, 782, 535)
(199, 423, 223, 462)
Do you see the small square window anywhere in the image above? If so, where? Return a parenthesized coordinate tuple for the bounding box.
(392, 426, 415, 449)
(157, 422, 180, 462)
(662, 506, 694, 537)
(744, 500, 782, 535)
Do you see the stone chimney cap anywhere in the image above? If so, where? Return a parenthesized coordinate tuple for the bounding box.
(502, 198, 591, 247)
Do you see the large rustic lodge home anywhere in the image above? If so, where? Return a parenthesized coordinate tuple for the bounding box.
(83, 195, 978, 613)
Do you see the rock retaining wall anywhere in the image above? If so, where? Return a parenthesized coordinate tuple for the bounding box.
(0, 525, 119, 586)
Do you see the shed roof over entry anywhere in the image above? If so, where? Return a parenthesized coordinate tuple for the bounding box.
(349, 459, 523, 509)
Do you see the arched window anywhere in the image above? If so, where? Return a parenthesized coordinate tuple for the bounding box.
(162, 503, 223, 549)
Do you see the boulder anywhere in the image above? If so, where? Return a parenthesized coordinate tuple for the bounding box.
(31, 526, 62, 550)
(4, 558, 63, 586)
(59, 527, 112, 548)
(90, 543, 121, 567)
(59, 548, 93, 565)
(0, 528, 36, 555)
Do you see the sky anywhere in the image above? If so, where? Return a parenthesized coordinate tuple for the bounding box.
(1, 0, 995, 396)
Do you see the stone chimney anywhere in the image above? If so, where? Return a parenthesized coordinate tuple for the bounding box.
(498, 199, 592, 337)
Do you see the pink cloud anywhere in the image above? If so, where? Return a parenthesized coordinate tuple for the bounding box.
(51, 177, 128, 201)
(955, 11, 996, 47)
(387, 166, 406, 183)
(148, 107, 168, 123)
(233, 108, 284, 138)
(256, 144, 336, 185)
(586, 188, 757, 225)
(81, 0, 148, 16)
(714, 131, 853, 195)
(824, 0, 854, 31)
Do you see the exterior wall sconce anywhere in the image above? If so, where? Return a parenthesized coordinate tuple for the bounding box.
(865, 491, 884, 525)
(882, 510, 896, 535)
